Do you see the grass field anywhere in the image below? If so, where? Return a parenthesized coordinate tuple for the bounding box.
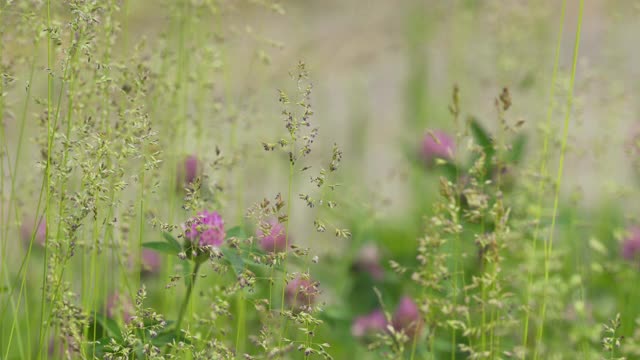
(2, 1, 640, 359)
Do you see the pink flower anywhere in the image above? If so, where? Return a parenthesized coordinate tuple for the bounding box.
(177, 155, 200, 189)
(256, 219, 288, 253)
(351, 309, 388, 337)
(20, 216, 46, 247)
(285, 276, 319, 309)
(353, 244, 384, 281)
(352, 244, 384, 281)
(392, 296, 423, 338)
(141, 249, 161, 275)
(106, 292, 134, 324)
(185, 211, 226, 248)
(622, 227, 640, 261)
(421, 130, 455, 164)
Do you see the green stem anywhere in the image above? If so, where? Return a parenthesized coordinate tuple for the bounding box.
(235, 294, 247, 358)
(534, 1, 584, 358)
(522, 1, 567, 356)
(36, 1, 55, 356)
(277, 145, 295, 351)
(175, 261, 202, 338)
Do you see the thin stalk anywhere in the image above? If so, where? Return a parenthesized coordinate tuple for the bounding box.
(277, 141, 296, 350)
(175, 261, 202, 338)
(521, 1, 567, 356)
(36, 1, 55, 356)
(534, 1, 584, 358)
(235, 294, 247, 358)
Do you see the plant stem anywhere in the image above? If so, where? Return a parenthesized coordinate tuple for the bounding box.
(522, 1, 567, 356)
(534, 1, 584, 358)
(175, 261, 202, 338)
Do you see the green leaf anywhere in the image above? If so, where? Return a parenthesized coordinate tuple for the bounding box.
(509, 133, 527, 165)
(95, 315, 122, 342)
(143, 241, 180, 255)
(469, 117, 496, 178)
(220, 247, 245, 276)
(321, 306, 352, 322)
(226, 225, 247, 240)
(152, 328, 190, 346)
(439, 161, 462, 181)
(162, 232, 182, 251)
(469, 117, 495, 158)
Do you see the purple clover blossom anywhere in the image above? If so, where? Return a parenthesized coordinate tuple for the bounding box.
(106, 292, 134, 324)
(353, 244, 384, 281)
(392, 296, 423, 339)
(177, 154, 200, 189)
(351, 309, 388, 337)
(421, 130, 455, 165)
(141, 249, 161, 275)
(20, 216, 46, 248)
(185, 210, 226, 248)
(622, 226, 640, 262)
(285, 276, 319, 309)
(256, 219, 288, 253)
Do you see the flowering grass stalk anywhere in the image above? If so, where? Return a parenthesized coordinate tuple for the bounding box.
(521, 1, 567, 355)
(534, 1, 584, 358)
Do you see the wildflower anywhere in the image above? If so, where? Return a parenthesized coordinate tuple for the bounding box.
(351, 244, 384, 281)
(140, 249, 161, 275)
(285, 276, 319, 309)
(106, 292, 134, 324)
(392, 296, 423, 338)
(20, 216, 46, 248)
(177, 154, 200, 189)
(256, 219, 288, 253)
(420, 130, 455, 165)
(351, 309, 388, 337)
(185, 210, 226, 248)
(621, 226, 640, 262)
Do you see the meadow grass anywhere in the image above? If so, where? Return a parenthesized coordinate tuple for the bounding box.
(0, 1, 638, 359)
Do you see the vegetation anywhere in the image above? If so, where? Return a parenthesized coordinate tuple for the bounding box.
(1, 1, 639, 359)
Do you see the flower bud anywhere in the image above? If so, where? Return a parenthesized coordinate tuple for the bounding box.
(20, 216, 46, 248)
(256, 219, 288, 253)
(351, 309, 388, 337)
(392, 296, 423, 339)
(420, 130, 455, 165)
(285, 276, 319, 309)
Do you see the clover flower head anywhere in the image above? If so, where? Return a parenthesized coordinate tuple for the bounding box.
(351, 309, 388, 337)
(256, 219, 288, 253)
(622, 226, 640, 261)
(185, 210, 226, 248)
(20, 216, 46, 248)
(177, 154, 200, 189)
(392, 296, 423, 338)
(353, 243, 384, 281)
(421, 130, 455, 164)
(106, 292, 134, 324)
(285, 276, 319, 309)
(141, 249, 161, 275)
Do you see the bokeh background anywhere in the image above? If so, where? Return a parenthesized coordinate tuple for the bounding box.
(3, 0, 640, 359)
